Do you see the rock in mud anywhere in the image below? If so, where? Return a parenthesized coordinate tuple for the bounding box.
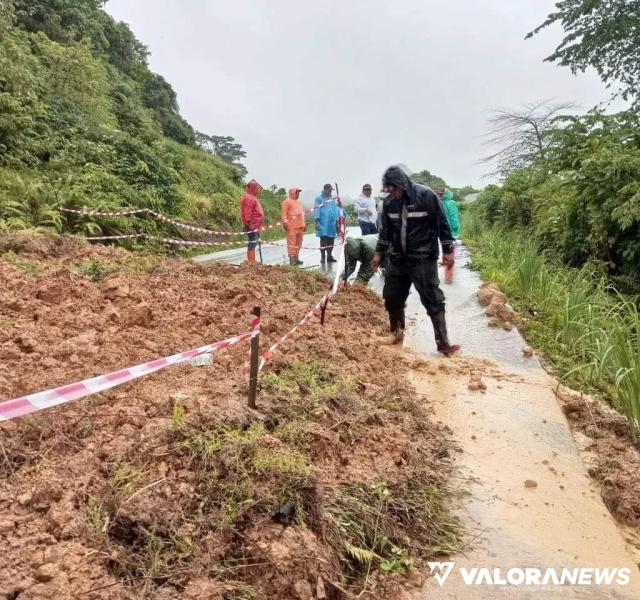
(478, 283, 506, 307)
(525, 479, 538, 489)
(34, 563, 58, 583)
(102, 278, 130, 300)
(522, 346, 534, 358)
(124, 302, 153, 327)
(468, 372, 487, 392)
(14, 335, 38, 354)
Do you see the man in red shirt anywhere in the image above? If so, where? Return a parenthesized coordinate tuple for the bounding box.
(240, 179, 264, 262)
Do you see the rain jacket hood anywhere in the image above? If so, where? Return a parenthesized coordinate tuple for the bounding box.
(241, 179, 264, 229)
(246, 179, 262, 196)
(382, 165, 412, 192)
(281, 187, 305, 230)
(376, 167, 454, 259)
(288, 187, 301, 201)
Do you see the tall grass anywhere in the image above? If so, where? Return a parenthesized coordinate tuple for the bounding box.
(465, 212, 640, 441)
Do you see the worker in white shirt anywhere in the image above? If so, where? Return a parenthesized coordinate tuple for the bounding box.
(354, 183, 378, 235)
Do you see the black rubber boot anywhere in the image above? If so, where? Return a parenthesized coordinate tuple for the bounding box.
(430, 311, 460, 356)
(389, 311, 406, 333)
(289, 257, 297, 266)
(320, 249, 326, 264)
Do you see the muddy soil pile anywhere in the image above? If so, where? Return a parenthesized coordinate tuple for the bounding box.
(556, 387, 640, 529)
(477, 282, 516, 331)
(0, 233, 460, 600)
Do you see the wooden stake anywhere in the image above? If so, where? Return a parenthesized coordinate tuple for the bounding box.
(248, 306, 261, 409)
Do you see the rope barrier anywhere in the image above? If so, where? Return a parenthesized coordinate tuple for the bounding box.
(0, 324, 259, 422)
(60, 196, 339, 237)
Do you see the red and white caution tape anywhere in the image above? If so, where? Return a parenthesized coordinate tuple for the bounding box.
(331, 231, 348, 295)
(0, 324, 259, 423)
(242, 198, 336, 235)
(60, 196, 340, 237)
(61, 206, 245, 237)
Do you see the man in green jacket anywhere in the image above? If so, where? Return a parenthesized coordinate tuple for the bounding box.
(343, 234, 378, 284)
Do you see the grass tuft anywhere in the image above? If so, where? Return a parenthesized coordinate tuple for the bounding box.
(326, 478, 463, 587)
(2, 251, 43, 275)
(465, 213, 640, 441)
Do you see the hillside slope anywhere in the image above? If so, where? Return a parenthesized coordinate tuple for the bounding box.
(0, 0, 280, 242)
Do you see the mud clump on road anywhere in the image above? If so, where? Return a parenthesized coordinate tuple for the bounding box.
(557, 387, 640, 528)
(0, 233, 461, 599)
(478, 282, 516, 331)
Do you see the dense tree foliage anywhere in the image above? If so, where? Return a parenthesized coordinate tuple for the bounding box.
(474, 2, 640, 292)
(0, 0, 276, 240)
(196, 133, 248, 179)
(528, 0, 640, 109)
(474, 111, 640, 290)
(411, 169, 478, 203)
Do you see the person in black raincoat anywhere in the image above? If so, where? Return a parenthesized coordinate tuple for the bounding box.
(372, 165, 460, 356)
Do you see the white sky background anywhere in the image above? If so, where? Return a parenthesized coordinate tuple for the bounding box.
(106, 0, 612, 201)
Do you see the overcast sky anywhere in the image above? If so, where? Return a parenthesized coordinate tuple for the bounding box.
(106, 0, 610, 200)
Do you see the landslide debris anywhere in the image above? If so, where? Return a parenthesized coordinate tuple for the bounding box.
(0, 233, 461, 599)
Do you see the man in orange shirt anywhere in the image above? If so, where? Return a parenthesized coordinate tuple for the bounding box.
(281, 187, 305, 266)
(240, 179, 264, 262)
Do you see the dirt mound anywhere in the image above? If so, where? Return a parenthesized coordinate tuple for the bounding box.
(0, 235, 459, 599)
(478, 282, 515, 331)
(557, 387, 640, 528)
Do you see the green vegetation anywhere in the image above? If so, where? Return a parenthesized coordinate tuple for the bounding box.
(527, 0, 640, 109)
(477, 111, 640, 292)
(465, 213, 640, 441)
(467, 1, 640, 439)
(411, 169, 478, 203)
(0, 0, 281, 245)
(2, 250, 43, 275)
(480, 1, 640, 290)
(327, 480, 462, 582)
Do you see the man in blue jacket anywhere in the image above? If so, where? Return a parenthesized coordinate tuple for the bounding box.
(373, 166, 460, 356)
(314, 183, 341, 264)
